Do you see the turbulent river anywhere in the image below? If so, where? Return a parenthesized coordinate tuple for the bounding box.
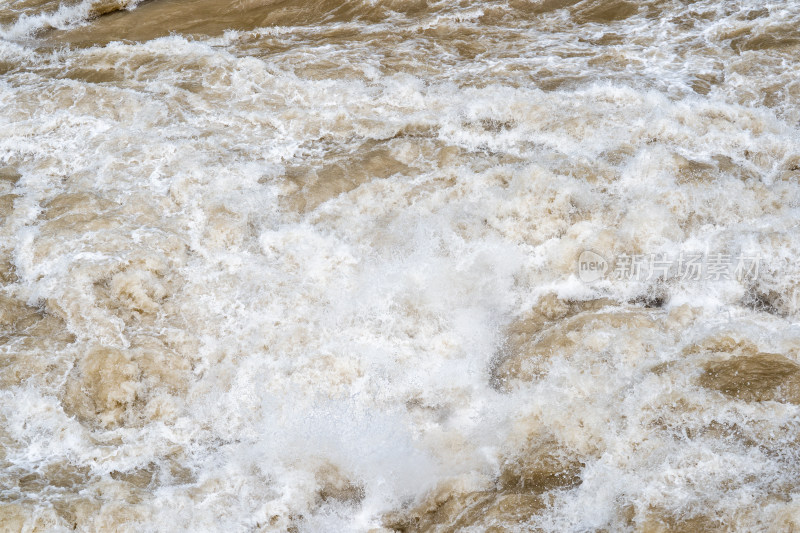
(1, 0, 800, 531)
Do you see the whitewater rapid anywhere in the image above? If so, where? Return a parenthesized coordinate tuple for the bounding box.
(1, 0, 800, 531)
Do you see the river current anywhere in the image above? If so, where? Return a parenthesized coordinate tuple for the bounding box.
(1, 0, 800, 531)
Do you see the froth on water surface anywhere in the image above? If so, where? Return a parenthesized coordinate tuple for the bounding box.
(2, 0, 800, 530)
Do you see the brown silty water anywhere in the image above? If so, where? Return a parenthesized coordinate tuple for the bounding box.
(1, 0, 800, 531)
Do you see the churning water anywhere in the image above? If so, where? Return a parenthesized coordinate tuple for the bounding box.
(1, 0, 800, 531)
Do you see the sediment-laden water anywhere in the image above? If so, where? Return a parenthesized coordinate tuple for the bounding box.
(1, 0, 800, 531)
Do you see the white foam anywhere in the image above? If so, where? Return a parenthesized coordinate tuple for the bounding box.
(1, 0, 800, 530)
